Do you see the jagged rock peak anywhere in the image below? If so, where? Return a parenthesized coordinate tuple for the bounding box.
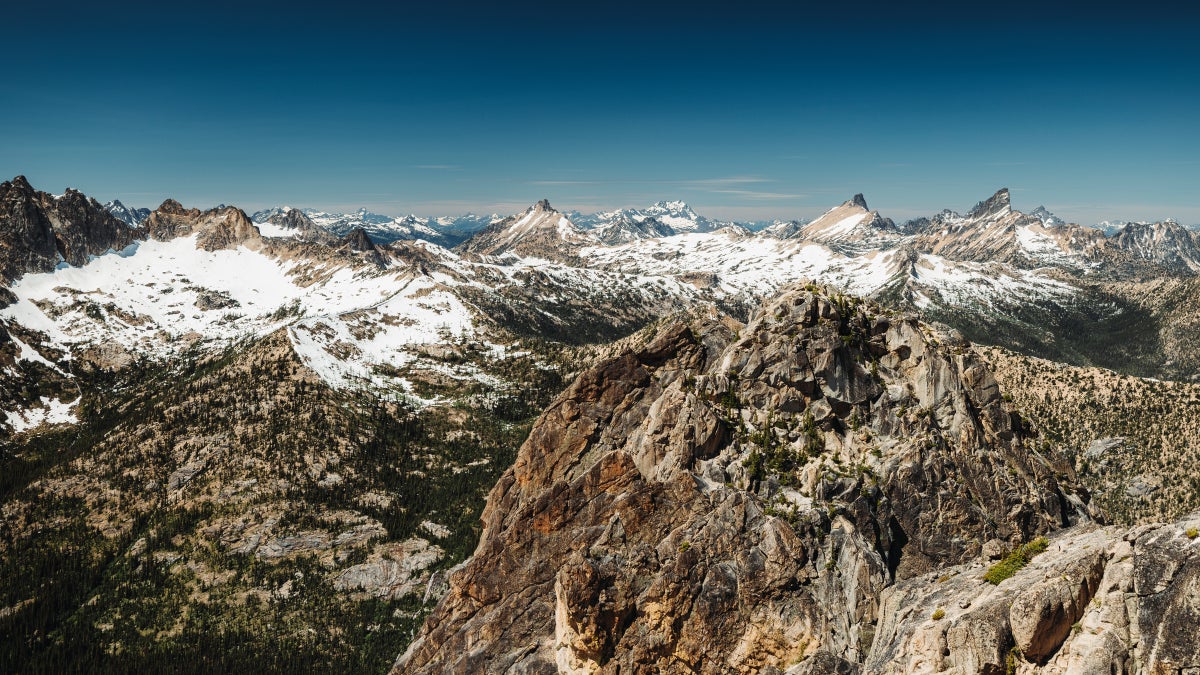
(968, 187, 1012, 218)
(850, 193, 868, 210)
(104, 200, 153, 228)
(532, 198, 555, 213)
(145, 200, 262, 251)
(7, 175, 34, 192)
(157, 198, 187, 215)
(273, 207, 317, 229)
(0, 177, 142, 282)
(340, 226, 376, 252)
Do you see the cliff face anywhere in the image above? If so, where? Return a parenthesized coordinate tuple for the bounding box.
(395, 286, 1091, 674)
(0, 176, 143, 283)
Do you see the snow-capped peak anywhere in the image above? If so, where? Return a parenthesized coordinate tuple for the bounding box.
(103, 199, 151, 227)
(967, 188, 1012, 220)
(1030, 206, 1065, 227)
(645, 200, 698, 219)
(352, 207, 393, 225)
(458, 199, 596, 256)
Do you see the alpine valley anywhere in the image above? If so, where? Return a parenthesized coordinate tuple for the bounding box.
(2, 174, 1199, 674)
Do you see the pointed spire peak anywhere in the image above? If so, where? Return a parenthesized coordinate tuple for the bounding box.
(850, 193, 868, 210)
(532, 198, 555, 213)
(968, 188, 1011, 218)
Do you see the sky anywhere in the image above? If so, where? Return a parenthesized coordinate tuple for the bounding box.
(2, 0, 1198, 224)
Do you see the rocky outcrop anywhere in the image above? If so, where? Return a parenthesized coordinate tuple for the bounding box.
(0, 176, 58, 282)
(867, 512, 1200, 673)
(145, 199, 263, 251)
(46, 188, 142, 266)
(333, 538, 444, 600)
(0, 175, 144, 283)
(394, 286, 1090, 674)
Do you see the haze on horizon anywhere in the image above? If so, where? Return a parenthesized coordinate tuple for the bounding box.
(1, 0, 1197, 225)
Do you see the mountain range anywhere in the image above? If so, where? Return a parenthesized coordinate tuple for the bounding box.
(3, 174, 1199, 673)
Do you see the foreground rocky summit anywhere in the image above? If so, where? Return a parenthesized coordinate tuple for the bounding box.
(395, 286, 1098, 673)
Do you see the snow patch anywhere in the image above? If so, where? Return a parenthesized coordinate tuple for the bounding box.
(4, 397, 80, 432)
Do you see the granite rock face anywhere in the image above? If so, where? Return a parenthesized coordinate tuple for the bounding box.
(867, 512, 1200, 674)
(394, 286, 1092, 674)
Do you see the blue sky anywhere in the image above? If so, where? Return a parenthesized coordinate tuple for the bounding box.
(2, 0, 1197, 224)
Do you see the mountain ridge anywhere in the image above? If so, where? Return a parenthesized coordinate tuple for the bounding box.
(3, 176, 1200, 673)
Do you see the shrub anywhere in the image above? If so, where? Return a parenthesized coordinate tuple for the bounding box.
(1186, 527, 1198, 539)
(984, 536, 1049, 585)
(931, 608, 945, 620)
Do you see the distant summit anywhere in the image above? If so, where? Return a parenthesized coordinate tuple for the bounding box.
(967, 187, 1011, 219)
(458, 199, 595, 258)
(798, 192, 898, 252)
(103, 199, 151, 227)
(1030, 205, 1065, 227)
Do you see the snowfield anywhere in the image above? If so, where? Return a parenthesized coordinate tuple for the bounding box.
(1, 195, 1095, 432)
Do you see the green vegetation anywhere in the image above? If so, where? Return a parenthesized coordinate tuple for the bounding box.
(0, 333, 569, 674)
(931, 608, 945, 620)
(985, 346, 1200, 524)
(1187, 527, 1198, 539)
(983, 537, 1049, 585)
(1006, 646, 1023, 675)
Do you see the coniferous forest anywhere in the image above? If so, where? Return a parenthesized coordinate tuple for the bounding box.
(1, 331, 569, 674)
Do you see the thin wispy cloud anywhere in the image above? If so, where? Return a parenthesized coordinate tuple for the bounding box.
(677, 176, 773, 187)
(412, 164, 461, 170)
(529, 176, 775, 187)
(708, 189, 806, 200)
